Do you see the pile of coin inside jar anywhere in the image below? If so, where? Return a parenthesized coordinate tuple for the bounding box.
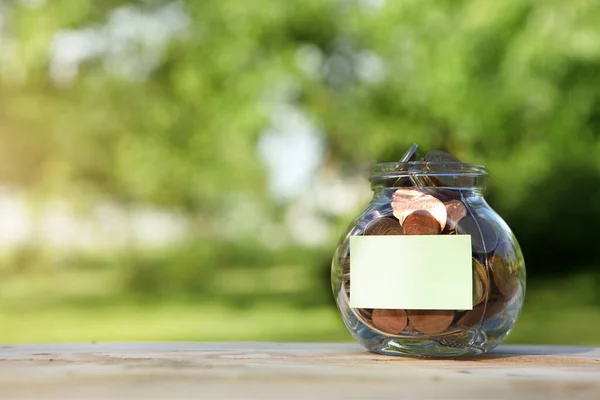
(340, 144, 522, 338)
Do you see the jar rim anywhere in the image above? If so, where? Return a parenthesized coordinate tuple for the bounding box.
(370, 162, 487, 177)
(369, 162, 488, 188)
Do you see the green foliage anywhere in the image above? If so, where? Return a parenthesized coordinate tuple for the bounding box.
(1, 0, 600, 342)
(3, 0, 600, 235)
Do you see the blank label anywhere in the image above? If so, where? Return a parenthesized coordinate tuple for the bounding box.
(349, 235, 473, 310)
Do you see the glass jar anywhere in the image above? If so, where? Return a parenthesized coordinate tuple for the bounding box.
(331, 161, 526, 357)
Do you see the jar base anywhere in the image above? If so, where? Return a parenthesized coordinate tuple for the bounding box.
(368, 337, 489, 358)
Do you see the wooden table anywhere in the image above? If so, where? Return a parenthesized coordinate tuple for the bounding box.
(0, 343, 599, 399)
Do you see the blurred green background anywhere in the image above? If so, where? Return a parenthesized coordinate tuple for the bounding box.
(1, 0, 600, 345)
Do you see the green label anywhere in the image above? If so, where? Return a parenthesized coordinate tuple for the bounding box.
(349, 235, 473, 310)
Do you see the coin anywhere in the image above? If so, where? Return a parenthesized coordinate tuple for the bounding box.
(406, 162, 436, 188)
(417, 176, 440, 188)
(425, 150, 462, 186)
(424, 150, 471, 188)
(341, 256, 350, 275)
(361, 207, 393, 227)
(424, 150, 460, 187)
(391, 188, 423, 220)
(490, 242, 519, 299)
(357, 308, 373, 322)
(399, 143, 419, 163)
(472, 257, 489, 306)
(363, 217, 403, 236)
(371, 309, 408, 334)
(456, 304, 484, 327)
(456, 298, 507, 327)
(456, 215, 498, 254)
(444, 200, 467, 231)
(401, 194, 447, 230)
(392, 144, 419, 187)
(407, 310, 455, 334)
(425, 150, 462, 169)
(402, 210, 441, 235)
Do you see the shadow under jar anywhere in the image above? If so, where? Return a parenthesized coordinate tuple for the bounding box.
(331, 161, 526, 357)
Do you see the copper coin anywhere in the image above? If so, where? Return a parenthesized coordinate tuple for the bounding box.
(405, 162, 432, 187)
(362, 206, 395, 226)
(371, 309, 408, 334)
(456, 215, 498, 254)
(411, 175, 439, 188)
(391, 188, 423, 220)
(456, 303, 485, 327)
(444, 200, 467, 231)
(456, 298, 507, 327)
(491, 242, 519, 299)
(401, 194, 447, 230)
(472, 257, 489, 306)
(357, 308, 373, 322)
(363, 217, 403, 236)
(341, 256, 350, 275)
(402, 210, 441, 235)
(407, 310, 455, 334)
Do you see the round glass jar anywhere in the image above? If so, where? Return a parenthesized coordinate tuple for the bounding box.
(331, 161, 526, 357)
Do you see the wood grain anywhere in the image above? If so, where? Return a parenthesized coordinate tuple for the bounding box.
(0, 343, 598, 399)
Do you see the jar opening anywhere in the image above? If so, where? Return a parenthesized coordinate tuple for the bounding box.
(369, 162, 488, 189)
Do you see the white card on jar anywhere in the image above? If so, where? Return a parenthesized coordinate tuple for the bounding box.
(349, 235, 473, 310)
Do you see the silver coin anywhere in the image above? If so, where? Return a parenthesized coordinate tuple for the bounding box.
(399, 143, 419, 163)
(425, 150, 461, 168)
(425, 150, 465, 187)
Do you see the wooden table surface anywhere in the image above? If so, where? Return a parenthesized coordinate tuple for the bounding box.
(0, 342, 599, 399)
